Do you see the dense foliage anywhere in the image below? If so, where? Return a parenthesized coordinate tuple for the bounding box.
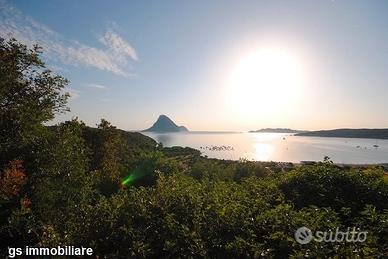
(1, 38, 387, 258)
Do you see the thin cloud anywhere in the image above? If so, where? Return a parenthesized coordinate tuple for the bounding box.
(0, 0, 137, 77)
(99, 29, 138, 61)
(85, 83, 108, 89)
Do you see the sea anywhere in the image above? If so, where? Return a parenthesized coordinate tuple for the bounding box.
(142, 132, 388, 164)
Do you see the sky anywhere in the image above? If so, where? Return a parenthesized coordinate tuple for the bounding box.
(1, 0, 388, 131)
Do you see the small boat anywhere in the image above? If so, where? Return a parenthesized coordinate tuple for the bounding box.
(373, 144, 379, 148)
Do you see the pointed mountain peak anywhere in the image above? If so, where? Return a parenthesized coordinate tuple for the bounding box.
(156, 114, 174, 123)
(143, 115, 188, 132)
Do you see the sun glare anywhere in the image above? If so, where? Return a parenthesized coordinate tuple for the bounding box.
(227, 47, 304, 119)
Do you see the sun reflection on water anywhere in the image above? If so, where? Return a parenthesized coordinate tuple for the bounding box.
(253, 143, 275, 161)
(251, 133, 281, 161)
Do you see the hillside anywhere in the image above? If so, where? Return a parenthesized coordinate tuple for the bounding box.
(82, 126, 157, 170)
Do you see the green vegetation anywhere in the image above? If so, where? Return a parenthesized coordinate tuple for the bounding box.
(1, 38, 388, 258)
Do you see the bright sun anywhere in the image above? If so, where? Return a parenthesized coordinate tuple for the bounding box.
(227, 47, 304, 119)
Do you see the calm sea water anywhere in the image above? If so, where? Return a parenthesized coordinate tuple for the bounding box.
(142, 132, 388, 164)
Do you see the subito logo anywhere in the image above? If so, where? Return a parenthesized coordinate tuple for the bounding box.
(294, 227, 313, 244)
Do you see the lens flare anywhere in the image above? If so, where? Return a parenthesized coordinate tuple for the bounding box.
(121, 168, 147, 186)
(121, 169, 140, 186)
(121, 174, 135, 186)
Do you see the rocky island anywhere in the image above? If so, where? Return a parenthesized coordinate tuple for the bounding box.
(143, 115, 188, 133)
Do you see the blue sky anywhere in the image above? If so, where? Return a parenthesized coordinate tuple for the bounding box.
(1, 0, 388, 131)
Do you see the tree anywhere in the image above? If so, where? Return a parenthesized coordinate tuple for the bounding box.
(0, 38, 73, 253)
(31, 119, 93, 233)
(97, 119, 123, 181)
(0, 38, 69, 166)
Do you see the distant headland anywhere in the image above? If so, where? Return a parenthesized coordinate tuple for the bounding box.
(249, 128, 308, 133)
(296, 128, 388, 139)
(143, 115, 188, 133)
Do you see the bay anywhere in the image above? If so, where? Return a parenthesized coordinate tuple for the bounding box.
(142, 132, 388, 164)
